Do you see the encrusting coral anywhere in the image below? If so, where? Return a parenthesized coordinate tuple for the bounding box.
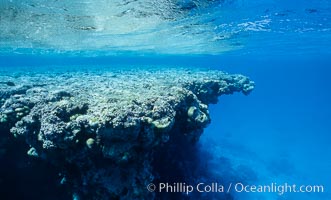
(0, 66, 254, 199)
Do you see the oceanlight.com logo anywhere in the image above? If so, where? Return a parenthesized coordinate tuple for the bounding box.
(146, 182, 325, 195)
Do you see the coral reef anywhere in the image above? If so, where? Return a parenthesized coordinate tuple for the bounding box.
(0, 66, 254, 199)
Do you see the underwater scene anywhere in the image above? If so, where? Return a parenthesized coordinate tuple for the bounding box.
(0, 0, 330, 200)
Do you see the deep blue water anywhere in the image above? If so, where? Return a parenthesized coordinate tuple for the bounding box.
(203, 55, 331, 200)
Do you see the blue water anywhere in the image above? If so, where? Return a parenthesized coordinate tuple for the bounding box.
(202, 55, 331, 200)
(1, 0, 331, 199)
(1, 55, 329, 200)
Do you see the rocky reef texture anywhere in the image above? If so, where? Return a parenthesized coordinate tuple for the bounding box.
(0, 66, 254, 199)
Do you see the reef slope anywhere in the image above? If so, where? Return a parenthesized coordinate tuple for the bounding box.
(0, 66, 254, 199)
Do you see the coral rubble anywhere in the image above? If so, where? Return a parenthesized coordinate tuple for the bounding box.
(0, 66, 254, 199)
